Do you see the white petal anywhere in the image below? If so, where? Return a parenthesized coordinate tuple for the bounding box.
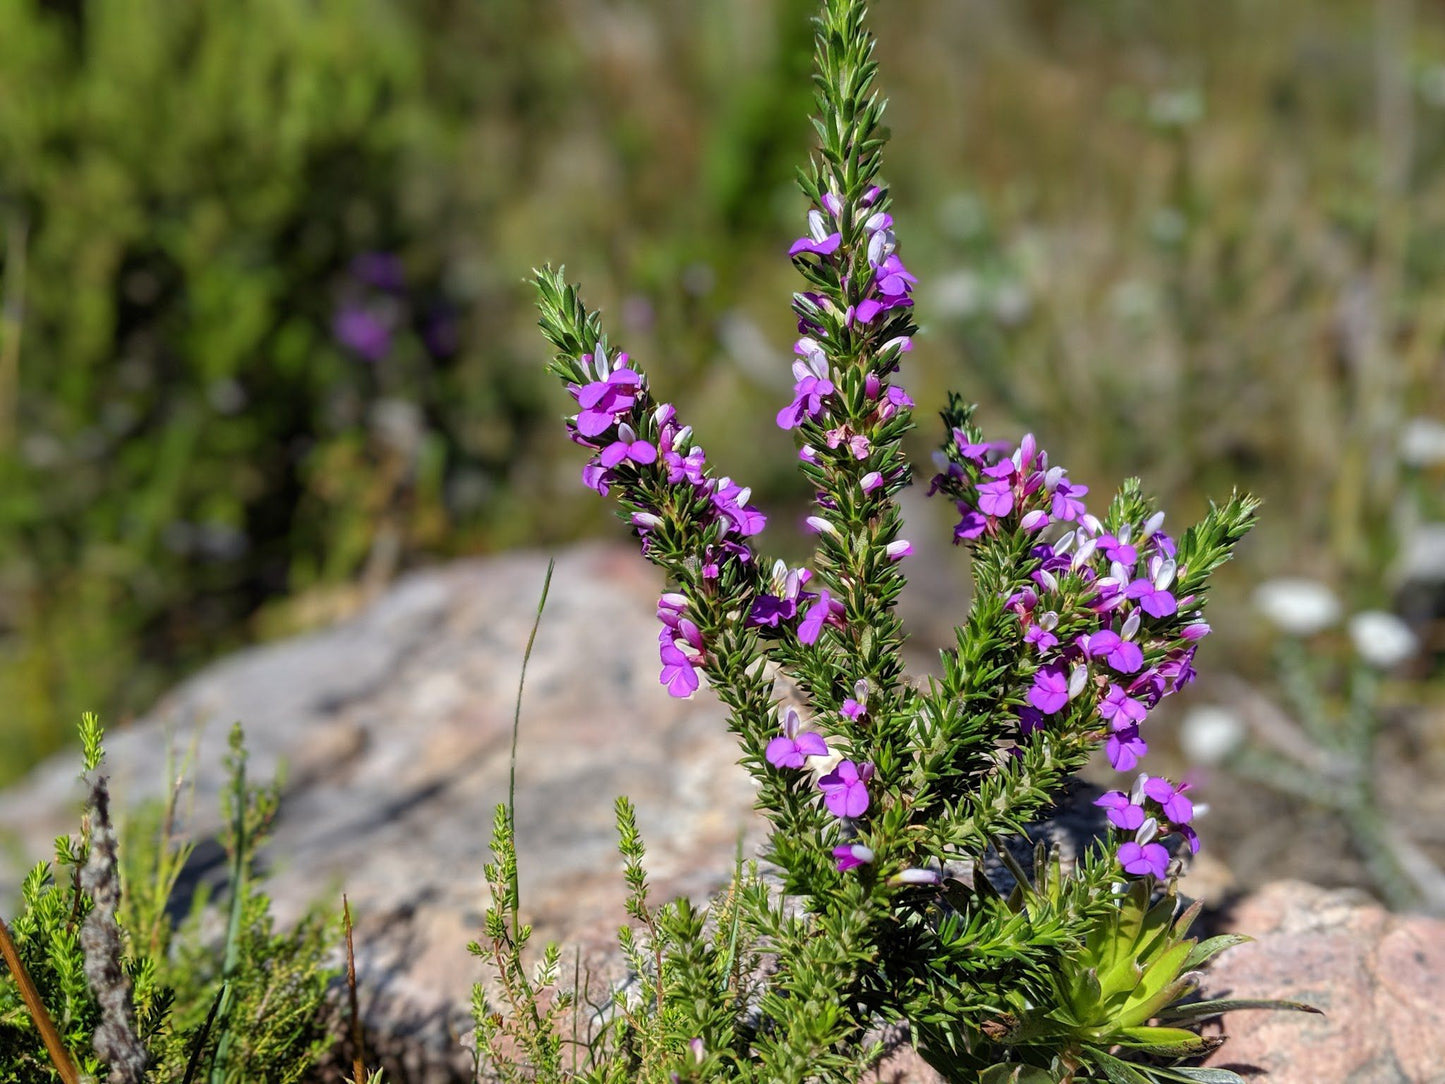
(1348, 611, 1418, 668)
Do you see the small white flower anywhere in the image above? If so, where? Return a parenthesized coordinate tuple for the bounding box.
(1253, 578, 1341, 636)
(1348, 611, 1418, 669)
(1399, 417, 1445, 468)
(1180, 705, 1245, 766)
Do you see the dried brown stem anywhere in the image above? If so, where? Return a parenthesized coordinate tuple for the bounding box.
(344, 896, 367, 1083)
(0, 913, 81, 1084)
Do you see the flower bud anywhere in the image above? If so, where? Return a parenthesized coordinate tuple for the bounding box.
(806, 515, 839, 537)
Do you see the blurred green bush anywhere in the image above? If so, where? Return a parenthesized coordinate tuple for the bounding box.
(1, 0, 1443, 784)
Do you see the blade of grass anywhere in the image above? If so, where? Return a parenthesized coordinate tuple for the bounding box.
(507, 558, 554, 941)
(0, 914, 81, 1084)
(209, 726, 249, 1084)
(181, 982, 228, 1084)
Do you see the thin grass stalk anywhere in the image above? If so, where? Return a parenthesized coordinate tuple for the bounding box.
(181, 983, 228, 1084)
(507, 558, 554, 941)
(209, 738, 249, 1084)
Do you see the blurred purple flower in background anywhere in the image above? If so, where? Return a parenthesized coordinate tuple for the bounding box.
(333, 304, 392, 362)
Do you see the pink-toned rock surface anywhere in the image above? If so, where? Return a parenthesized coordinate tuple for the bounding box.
(1203, 880, 1445, 1084)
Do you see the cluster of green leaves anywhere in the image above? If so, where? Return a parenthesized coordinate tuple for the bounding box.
(0, 720, 339, 1083)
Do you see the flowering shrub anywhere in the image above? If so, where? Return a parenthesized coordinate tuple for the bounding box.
(478, 1, 1305, 1080)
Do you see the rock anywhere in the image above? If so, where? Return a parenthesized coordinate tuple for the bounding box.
(1203, 880, 1445, 1084)
(0, 545, 759, 1082)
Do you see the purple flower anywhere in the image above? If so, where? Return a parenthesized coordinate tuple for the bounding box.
(1126, 577, 1178, 618)
(977, 480, 1015, 518)
(1118, 840, 1170, 878)
(874, 253, 917, 297)
(789, 210, 843, 257)
(713, 479, 767, 536)
(581, 461, 612, 496)
(1177, 823, 1201, 855)
(833, 843, 874, 871)
(749, 594, 799, 628)
(819, 760, 874, 818)
(1028, 664, 1070, 714)
(953, 509, 988, 541)
(853, 299, 884, 325)
(1017, 706, 1046, 736)
(1094, 790, 1145, 831)
(1106, 725, 1148, 771)
(1098, 533, 1138, 566)
(841, 698, 866, 720)
(573, 367, 642, 438)
(1083, 630, 1144, 674)
(765, 731, 828, 768)
(953, 430, 1002, 463)
(766, 709, 830, 768)
(1099, 684, 1148, 727)
(824, 427, 871, 459)
(659, 641, 701, 698)
(747, 563, 813, 628)
(879, 384, 914, 419)
(1024, 624, 1058, 653)
(598, 424, 658, 468)
(1156, 647, 1198, 693)
(777, 374, 835, 430)
(350, 252, 406, 292)
(657, 596, 704, 698)
(1051, 479, 1088, 522)
(1142, 777, 1194, 824)
(798, 589, 843, 644)
(334, 304, 392, 362)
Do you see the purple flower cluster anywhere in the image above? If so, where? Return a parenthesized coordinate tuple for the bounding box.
(781, 189, 918, 435)
(333, 251, 458, 363)
(745, 560, 845, 646)
(764, 700, 876, 869)
(1094, 774, 1199, 878)
(934, 431, 1210, 779)
(564, 348, 768, 699)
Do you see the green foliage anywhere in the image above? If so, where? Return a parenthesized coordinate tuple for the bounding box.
(0, 718, 340, 1082)
(513, 1, 1313, 1080)
(0, 0, 543, 780)
(1, 859, 106, 1081)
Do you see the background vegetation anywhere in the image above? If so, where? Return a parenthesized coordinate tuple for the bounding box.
(0, 0, 1441, 860)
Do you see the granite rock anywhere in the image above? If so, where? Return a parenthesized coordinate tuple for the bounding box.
(1203, 880, 1445, 1084)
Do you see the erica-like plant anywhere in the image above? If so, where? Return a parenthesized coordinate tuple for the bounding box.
(517, 1, 1297, 1080)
